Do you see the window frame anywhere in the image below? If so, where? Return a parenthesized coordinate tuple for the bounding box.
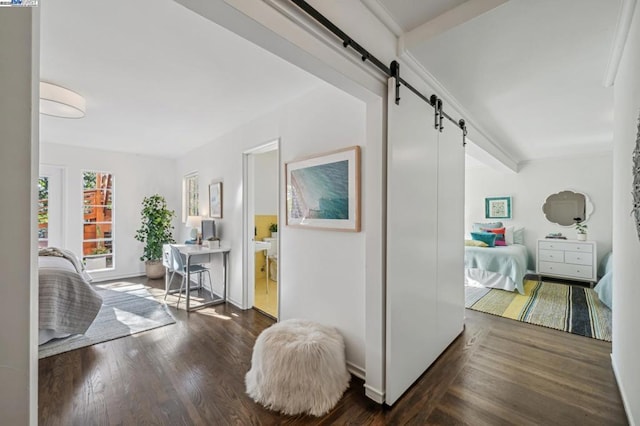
(81, 170, 115, 272)
(182, 171, 199, 222)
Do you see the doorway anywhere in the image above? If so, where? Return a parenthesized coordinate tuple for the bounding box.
(243, 140, 279, 318)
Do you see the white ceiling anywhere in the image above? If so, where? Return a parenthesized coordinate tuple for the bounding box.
(40, 0, 321, 158)
(41, 0, 622, 166)
(373, 0, 620, 165)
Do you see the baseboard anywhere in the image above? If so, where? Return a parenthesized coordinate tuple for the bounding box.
(347, 361, 365, 380)
(364, 384, 385, 404)
(611, 354, 636, 426)
(226, 297, 244, 310)
(91, 272, 145, 283)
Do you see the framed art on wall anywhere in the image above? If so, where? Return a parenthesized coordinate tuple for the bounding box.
(286, 146, 361, 232)
(485, 196, 512, 219)
(209, 181, 223, 218)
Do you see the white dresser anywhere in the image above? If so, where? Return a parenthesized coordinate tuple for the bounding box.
(536, 239, 598, 284)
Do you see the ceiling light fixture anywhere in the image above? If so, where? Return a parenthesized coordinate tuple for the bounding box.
(39, 81, 86, 118)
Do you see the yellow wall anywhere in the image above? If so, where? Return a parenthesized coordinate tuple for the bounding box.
(255, 215, 277, 278)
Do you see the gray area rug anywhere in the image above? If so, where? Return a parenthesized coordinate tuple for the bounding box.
(39, 282, 175, 359)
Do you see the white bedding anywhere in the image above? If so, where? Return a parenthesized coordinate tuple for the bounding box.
(464, 244, 528, 294)
(38, 254, 103, 345)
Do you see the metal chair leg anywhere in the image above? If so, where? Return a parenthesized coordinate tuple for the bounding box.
(164, 271, 177, 301)
(176, 275, 186, 308)
(205, 270, 215, 300)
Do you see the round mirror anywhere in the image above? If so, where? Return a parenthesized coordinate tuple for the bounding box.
(542, 190, 593, 226)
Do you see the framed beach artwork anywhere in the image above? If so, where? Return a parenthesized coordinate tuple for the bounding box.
(209, 181, 223, 219)
(286, 146, 361, 232)
(485, 196, 512, 219)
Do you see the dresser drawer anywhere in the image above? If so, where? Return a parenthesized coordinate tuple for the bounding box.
(538, 240, 593, 253)
(539, 261, 594, 280)
(564, 251, 593, 266)
(538, 249, 564, 263)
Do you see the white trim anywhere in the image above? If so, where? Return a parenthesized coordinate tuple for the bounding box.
(346, 361, 366, 380)
(90, 272, 145, 283)
(603, 0, 638, 87)
(364, 384, 385, 404)
(611, 354, 636, 426)
(360, 0, 404, 37)
(242, 139, 280, 312)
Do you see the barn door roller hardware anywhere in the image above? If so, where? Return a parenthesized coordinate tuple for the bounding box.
(290, 0, 468, 144)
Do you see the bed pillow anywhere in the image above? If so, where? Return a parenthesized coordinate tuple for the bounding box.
(472, 221, 503, 232)
(465, 239, 488, 247)
(505, 226, 515, 245)
(513, 227, 525, 245)
(471, 231, 497, 247)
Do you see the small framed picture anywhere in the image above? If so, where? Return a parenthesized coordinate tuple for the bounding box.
(209, 181, 223, 219)
(485, 196, 512, 219)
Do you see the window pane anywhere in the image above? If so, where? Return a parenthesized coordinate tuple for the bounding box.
(83, 171, 114, 271)
(184, 174, 199, 218)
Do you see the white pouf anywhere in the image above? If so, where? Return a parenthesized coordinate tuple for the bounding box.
(245, 319, 350, 417)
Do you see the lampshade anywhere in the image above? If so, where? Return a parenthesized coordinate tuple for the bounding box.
(40, 82, 86, 118)
(186, 215, 202, 229)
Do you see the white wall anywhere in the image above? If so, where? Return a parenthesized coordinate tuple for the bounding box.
(0, 8, 38, 425)
(175, 84, 367, 370)
(253, 149, 278, 215)
(465, 153, 613, 269)
(40, 143, 178, 281)
(612, 2, 640, 423)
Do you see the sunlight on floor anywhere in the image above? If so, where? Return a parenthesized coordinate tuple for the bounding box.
(254, 276, 277, 318)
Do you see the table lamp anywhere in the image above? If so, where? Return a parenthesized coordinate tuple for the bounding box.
(186, 215, 202, 241)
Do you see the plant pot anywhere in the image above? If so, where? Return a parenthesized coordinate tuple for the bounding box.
(576, 233, 587, 241)
(271, 231, 278, 239)
(145, 260, 165, 279)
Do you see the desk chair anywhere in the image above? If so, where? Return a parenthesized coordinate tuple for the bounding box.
(165, 245, 215, 309)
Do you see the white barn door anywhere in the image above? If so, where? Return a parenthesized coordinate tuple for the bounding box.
(385, 78, 465, 405)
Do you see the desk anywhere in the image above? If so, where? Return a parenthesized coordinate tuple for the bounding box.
(162, 244, 231, 311)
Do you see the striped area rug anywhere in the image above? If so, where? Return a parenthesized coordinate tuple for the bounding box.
(465, 280, 612, 341)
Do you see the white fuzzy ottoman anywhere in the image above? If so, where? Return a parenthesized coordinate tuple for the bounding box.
(245, 319, 350, 417)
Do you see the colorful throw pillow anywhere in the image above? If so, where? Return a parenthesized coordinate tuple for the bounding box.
(472, 222, 503, 233)
(481, 227, 506, 243)
(495, 239, 507, 246)
(471, 231, 497, 247)
(465, 239, 488, 247)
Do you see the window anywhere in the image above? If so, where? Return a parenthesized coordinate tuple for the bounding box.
(38, 176, 49, 248)
(82, 171, 114, 271)
(183, 172, 199, 221)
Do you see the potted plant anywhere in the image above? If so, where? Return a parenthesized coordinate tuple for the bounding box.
(135, 194, 176, 279)
(269, 222, 278, 239)
(575, 221, 588, 241)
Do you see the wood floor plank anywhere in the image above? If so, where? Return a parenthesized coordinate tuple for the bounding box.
(39, 277, 628, 425)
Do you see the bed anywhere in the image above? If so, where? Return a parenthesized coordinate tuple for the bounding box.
(464, 244, 528, 294)
(38, 248, 103, 345)
(594, 252, 612, 309)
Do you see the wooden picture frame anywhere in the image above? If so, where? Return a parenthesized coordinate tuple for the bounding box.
(485, 196, 512, 219)
(209, 181, 223, 219)
(285, 146, 361, 232)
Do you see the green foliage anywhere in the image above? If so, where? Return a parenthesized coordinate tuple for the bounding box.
(134, 194, 176, 262)
(575, 221, 588, 234)
(83, 172, 97, 189)
(269, 222, 278, 233)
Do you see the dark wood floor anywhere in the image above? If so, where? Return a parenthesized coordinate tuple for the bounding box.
(39, 276, 628, 425)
